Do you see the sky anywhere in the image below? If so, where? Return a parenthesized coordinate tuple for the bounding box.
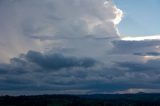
(114, 0, 160, 36)
(0, 0, 160, 95)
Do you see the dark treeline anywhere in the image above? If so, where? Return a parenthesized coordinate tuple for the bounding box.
(1, 94, 160, 106)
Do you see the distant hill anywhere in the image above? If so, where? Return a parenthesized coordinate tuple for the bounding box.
(1, 93, 160, 106)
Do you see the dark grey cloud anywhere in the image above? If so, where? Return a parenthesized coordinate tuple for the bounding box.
(112, 60, 160, 93)
(117, 59, 160, 72)
(0, 50, 98, 93)
(133, 52, 160, 56)
(111, 40, 160, 55)
(0, 49, 160, 94)
(25, 50, 97, 70)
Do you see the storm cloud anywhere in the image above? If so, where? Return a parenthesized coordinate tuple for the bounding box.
(0, 0, 122, 62)
(0, 0, 160, 95)
(0, 49, 160, 94)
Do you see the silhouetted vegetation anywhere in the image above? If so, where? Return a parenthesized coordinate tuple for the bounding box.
(1, 94, 160, 106)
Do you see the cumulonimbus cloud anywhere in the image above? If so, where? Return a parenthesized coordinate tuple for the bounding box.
(2, 0, 160, 94)
(0, 0, 123, 62)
